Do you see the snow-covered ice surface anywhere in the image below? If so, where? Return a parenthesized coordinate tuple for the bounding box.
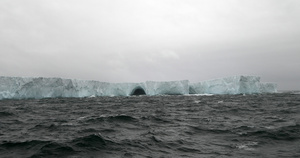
(0, 76, 276, 100)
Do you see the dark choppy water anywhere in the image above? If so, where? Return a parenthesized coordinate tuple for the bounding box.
(0, 93, 300, 158)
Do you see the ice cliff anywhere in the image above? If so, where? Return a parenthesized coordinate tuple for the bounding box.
(0, 76, 276, 100)
(189, 76, 277, 95)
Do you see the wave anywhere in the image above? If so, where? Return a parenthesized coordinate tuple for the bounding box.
(0, 111, 14, 117)
(236, 141, 259, 151)
(177, 146, 201, 153)
(234, 125, 255, 131)
(141, 115, 172, 123)
(189, 125, 232, 134)
(0, 134, 117, 157)
(0, 140, 51, 157)
(86, 114, 138, 123)
(31, 142, 75, 157)
(29, 124, 58, 131)
(71, 133, 117, 151)
(239, 124, 300, 141)
(0, 140, 49, 149)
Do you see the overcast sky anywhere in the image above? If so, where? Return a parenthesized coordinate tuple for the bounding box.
(0, 0, 299, 90)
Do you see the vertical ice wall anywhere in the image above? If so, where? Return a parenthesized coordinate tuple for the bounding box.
(238, 76, 261, 94)
(259, 83, 277, 93)
(0, 76, 190, 99)
(145, 80, 189, 95)
(189, 76, 276, 94)
(109, 83, 146, 96)
(0, 75, 277, 100)
(0, 76, 33, 99)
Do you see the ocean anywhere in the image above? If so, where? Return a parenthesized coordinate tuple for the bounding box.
(0, 93, 299, 158)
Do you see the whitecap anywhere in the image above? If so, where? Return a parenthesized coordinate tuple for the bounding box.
(236, 142, 258, 151)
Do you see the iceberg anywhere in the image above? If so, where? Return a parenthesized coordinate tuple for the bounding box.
(0, 76, 189, 99)
(0, 75, 276, 100)
(189, 76, 277, 95)
(146, 80, 189, 95)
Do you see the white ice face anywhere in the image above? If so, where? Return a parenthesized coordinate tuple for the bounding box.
(0, 76, 190, 99)
(0, 76, 276, 100)
(189, 76, 277, 95)
(145, 80, 189, 96)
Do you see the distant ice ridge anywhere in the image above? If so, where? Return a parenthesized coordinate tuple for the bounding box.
(0, 76, 276, 100)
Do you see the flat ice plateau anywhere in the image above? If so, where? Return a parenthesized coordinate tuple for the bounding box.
(0, 76, 276, 99)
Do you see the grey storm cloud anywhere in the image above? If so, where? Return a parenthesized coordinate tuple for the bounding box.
(0, 0, 300, 90)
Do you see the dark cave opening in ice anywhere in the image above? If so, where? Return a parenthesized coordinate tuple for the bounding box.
(131, 88, 146, 96)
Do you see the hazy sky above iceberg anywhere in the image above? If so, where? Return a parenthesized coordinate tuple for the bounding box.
(0, 0, 300, 90)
